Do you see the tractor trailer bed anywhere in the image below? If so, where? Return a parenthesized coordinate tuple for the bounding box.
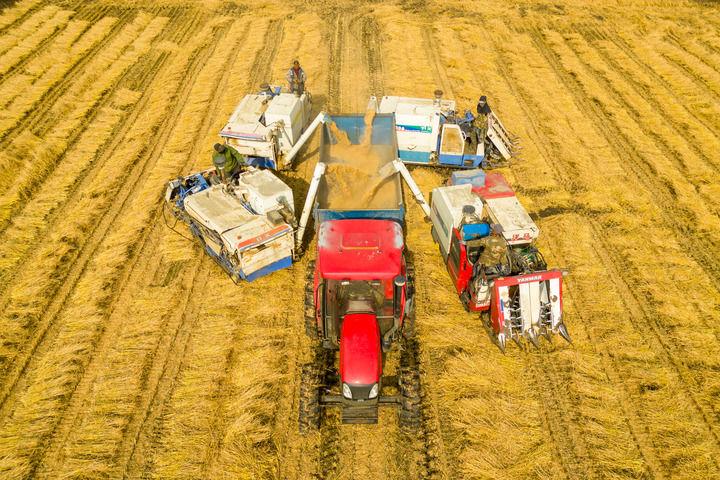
(314, 114, 404, 224)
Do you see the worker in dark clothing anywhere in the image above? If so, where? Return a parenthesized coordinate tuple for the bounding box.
(474, 95, 493, 146)
(477, 223, 507, 274)
(286, 60, 306, 96)
(212, 143, 245, 181)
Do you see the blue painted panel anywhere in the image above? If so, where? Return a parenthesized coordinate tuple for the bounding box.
(247, 156, 276, 169)
(398, 150, 431, 163)
(315, 206, 405, 224)
(461, 223, 491, 241)
(245, 255, 293, 282)
(328, 115, 395, 145)
(438, 153, 464, 166)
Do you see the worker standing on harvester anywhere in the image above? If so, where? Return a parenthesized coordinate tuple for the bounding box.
(474, 95, 493, 145)
(286, 60, 306, 96)
(476, 223, 507, 275)
(212, 143, 245, 181)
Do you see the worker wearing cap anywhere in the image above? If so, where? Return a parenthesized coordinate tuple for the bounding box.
(477, 223, 507, 272)
(474, 95, 493, 145)
(286, 60, 306, 96)
(212, 143, 245, 180)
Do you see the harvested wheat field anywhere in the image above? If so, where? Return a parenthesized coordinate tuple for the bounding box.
(0, 0, 719, 478)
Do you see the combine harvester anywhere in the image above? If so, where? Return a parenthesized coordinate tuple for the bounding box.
(295, 112, 432, 429)
(429, 170, 571, 351)
(218, 84, 318, 170)
(163, 86, 325, 282)
(374, 90, 516, 169)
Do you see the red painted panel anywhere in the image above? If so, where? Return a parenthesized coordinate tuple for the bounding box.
(318, 219, 404, 280)
(471, 172, 515, 200)
(339, 313, 382, 385)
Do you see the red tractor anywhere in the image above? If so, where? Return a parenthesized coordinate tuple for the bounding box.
(296, 114, 421, 428)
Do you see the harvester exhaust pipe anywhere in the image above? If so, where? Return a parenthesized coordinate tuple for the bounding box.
(296, 161, 326, 250)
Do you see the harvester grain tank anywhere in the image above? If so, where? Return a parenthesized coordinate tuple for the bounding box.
(296, 113, 422, 429)
(429, 170, 571, 350)
(375, 91, 516, 168)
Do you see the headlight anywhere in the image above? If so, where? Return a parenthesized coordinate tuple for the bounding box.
(342, 383, 352, 399)
(368, 383, 379, 399)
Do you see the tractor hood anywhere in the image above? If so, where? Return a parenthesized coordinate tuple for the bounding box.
(339, 313, 382, 387)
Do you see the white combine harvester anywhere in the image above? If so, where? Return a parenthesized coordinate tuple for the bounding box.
(163, 86, 328, 282)
(373, 90, 516, 169)
(218, 85, 314, 170)
(165, 166, 297, 282)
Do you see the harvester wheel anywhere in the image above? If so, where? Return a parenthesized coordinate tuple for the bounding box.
(399, 338, 422, 430)
(304, 261, 318, 339)
(299, 362, 321, 433)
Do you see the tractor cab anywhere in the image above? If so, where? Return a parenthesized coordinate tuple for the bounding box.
(314, 219, 408, 353)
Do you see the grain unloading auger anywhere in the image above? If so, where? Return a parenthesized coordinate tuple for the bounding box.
(429, 171, 571, 351)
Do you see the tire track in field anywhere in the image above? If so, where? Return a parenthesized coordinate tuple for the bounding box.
(420, 25, 453, 97)
(361, 16, 384, 99)
(310, 11, 345, 478)
(577, 26, 720, 175)
(0, 8, 133, 149)
(428, 22, 594, 478)
(116, 261, 211, 479)
(607, 33, 720, 142)
(365, 18, 445, 478)
(563, 29, 720, 213)
(527, 26, 720, 295)
(0, 12, 202, 418)
(326, 12, 343, 112)
(491, 23, 715, 475)
(481, 25, 668, 479)
(118, 21, 258, 479)
(26, 18, 232, 477)
(492, 33, 665, 478)
(177, 20, 294, 478)
(0, 8, 193, 292)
